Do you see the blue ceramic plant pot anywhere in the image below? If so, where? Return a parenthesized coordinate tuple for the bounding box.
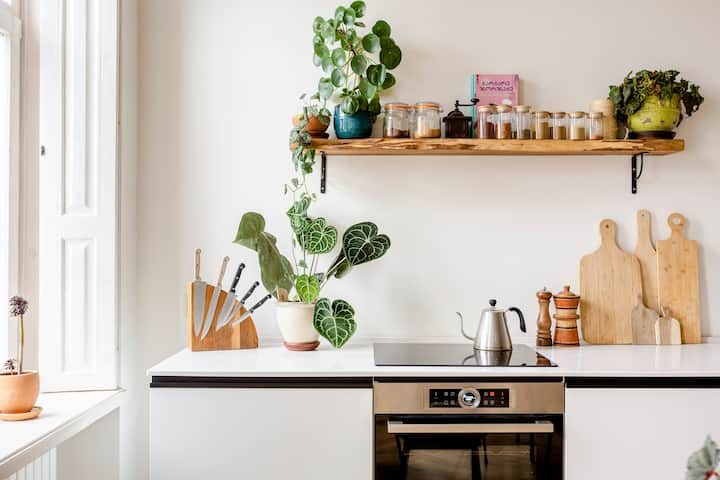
(333, 105, 374, 139)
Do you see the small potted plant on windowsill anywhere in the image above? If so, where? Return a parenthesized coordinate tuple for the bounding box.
(0, 296, 40, 420)
(609, 69, 704, 139)
(312, 1, 402, 138)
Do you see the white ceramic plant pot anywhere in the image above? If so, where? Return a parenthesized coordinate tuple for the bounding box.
(276, 301, 320, 351)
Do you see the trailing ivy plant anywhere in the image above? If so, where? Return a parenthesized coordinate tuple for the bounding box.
(686, 436, 719, 480)
(608, 70, 704, 125)
(312, 1, 402, 117)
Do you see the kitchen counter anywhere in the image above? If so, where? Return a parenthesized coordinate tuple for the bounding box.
(148, 340, 720, 378)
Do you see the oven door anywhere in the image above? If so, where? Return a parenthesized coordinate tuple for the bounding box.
(375, 414, 563, 480)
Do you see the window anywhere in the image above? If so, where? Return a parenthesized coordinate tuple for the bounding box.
(0, 0, 20, 363)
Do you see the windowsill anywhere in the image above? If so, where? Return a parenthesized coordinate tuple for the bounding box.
(0, 389, 124, 476)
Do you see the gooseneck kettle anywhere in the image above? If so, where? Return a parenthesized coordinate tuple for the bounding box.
(457, 299, 526, 351)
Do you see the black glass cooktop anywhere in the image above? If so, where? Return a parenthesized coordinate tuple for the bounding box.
(373, 343, 557, 367)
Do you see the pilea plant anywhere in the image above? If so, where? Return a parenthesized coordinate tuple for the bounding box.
(313, 1, 402, 117)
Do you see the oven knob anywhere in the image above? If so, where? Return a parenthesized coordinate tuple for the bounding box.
(459, 389, 480, 408)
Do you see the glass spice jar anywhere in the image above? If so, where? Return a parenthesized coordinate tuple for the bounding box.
(569, 111, 586, 140)
(476, 105, 495, 139)
(513, 105, 532, 139)
(587, 111, 604, 140)
(382, 102, 411, 138)
(551, 112, 568, 140)
(494, 104, 513, 140)
(413, 102, 442, 138)
(532, 111, 551, 139)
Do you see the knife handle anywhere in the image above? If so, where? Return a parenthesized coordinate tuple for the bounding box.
(239, 281, 260, 305)
(248, 294, 272, 314)
(217, 256, 230, 287)
(194, 248, 202, 281)
(229, 263, 246, 293)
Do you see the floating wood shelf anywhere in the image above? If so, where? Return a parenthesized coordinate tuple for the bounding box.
(305, 138, 685, 194)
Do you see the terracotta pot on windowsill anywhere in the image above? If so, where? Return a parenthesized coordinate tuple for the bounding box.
(0, 370, 40, 414)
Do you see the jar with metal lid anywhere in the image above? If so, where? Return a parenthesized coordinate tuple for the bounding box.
(532, 111, 551, 139)
(551, 112, 567, 140)
(476, 105, 495, 139)
(382, 102, 410, 138)
(494, 104, 513, 139)
(513, 105, 532, 139)
(587, 111, 604, 140)
(569, 112, 586, 140)
(413, 102, 442, 138)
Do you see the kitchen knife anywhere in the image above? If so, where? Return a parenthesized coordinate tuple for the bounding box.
(229, 263, 246, 294)
(192, 249, 206, 336)
(220, 281, 260, 330)
(200, 256, 229, 340)
(231, 294, 272, 327)
(216, 263, 247, 330)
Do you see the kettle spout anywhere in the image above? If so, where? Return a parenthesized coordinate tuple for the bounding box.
(457, 312, 475, 342)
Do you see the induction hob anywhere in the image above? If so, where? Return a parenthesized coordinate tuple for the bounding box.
(373, 343, 557, 367)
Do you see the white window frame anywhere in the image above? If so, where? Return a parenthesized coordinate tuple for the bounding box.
(0, 0, 21, 364)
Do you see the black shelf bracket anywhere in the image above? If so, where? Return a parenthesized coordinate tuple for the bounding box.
(631, 152, 647, 194)
(320, 151, 327, 194)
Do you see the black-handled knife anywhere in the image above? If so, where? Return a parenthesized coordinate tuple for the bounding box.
(239, 281, 260, 306)
(231, 294, 272, 327)
(229, 263, 246, 294)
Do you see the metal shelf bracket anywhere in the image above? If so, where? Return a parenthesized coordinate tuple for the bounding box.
(320, 151, 327, 194)
(631, 152, 647, 194)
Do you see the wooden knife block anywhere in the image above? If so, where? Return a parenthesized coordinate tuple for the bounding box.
(187, 283, 259, 351)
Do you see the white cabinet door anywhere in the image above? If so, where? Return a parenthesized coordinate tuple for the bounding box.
(150, 387, 373, 480)
(566, 387, 720, 479)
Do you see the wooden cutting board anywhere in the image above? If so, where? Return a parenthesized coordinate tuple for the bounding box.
(655, 307, 681, 345)
(635, 209, 659, 312)
(657, 213, 701, 344)
(580, 219, 643, 344)
(631, 295, 659, 345)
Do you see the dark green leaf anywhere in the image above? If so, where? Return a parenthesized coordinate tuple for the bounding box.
(321, 56, 334, 74)
(361, 33, 380, 53)
(233, 212, 266, 251)
(372, 20, 391, 37)
(298, 217, 338, 254)
(333, 259, 352, 279)
(380, 45, 402, 69)
(320, 22, 335, 43)
(286, 196, 311, 234)
(354, 21, 365, 27)
(334, 6, 345, 22)
(350, 55, 368, 75)
(379, 37, 395, 50)
(331, 48, 346, 68)
(313, 34, 324, 45)
(318, 78, 334, 100)
(381, 72, 396, 90)
(331, 68, 346, 88)
(343, 9, 355, 26)
(313, 298, 357, 348)
(313, 43, 329, 59)
(295, 274, 321, 303)
(366, 64, 386, 86)
(312, 16, 324, 33)
(367, 96, 381, 116)
(342, 222, 391, 266)
(350, 1, 366, 17)
(358, 78, 376, 100)
(341, 96, 359, 115)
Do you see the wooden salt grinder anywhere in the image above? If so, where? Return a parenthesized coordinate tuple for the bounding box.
(536, 288, 553, 346)
(553, 285, 580, 346)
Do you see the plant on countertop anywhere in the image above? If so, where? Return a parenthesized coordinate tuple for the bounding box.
(608, 70, 704, 130)
(3, 296, 29, 375)
(312, 1, 402, 117)
(686, 435, 719, 479)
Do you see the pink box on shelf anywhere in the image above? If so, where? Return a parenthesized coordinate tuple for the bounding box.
(470, 74, 520, 106)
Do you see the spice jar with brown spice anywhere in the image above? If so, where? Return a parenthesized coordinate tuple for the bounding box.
(551, 112, 567, 140)
(569, 111, 586, 140)
(494, 104, 513, 140)
(476, 105, 495, 139)
(532, 111, 551, 139)
(382, 102, 411, 138)
(513, 105, 532, 139)
(587, 111, 604, 140)
(413, 102, 442, 138)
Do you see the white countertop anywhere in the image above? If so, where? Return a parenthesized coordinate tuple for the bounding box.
(148, 340, 720, 378)
(0, 389, 124, 476)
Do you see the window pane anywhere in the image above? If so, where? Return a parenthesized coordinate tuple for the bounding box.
(0, 33, 10, 362)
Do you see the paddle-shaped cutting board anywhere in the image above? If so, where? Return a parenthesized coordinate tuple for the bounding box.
(655, 307, 681, 345)
(631, 295, 659, 345)
(580, 219, 643, 344)
(657, 213, 701, 344)
(635, 209, 659, 312)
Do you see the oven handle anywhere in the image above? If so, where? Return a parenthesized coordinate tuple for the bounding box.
(387, 420, 554, 434)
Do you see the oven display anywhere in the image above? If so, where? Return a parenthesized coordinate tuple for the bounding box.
(429, 388, 509, 408)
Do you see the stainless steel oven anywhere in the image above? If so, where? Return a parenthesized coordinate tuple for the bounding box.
(374, 379, 564, 479)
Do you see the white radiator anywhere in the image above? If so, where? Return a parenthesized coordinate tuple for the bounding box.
(2, 449, 56, 480)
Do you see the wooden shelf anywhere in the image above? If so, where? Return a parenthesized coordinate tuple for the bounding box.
(309, 138, 684, 156)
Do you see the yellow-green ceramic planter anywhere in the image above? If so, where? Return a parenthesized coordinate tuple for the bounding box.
(627, 95, 681, 132)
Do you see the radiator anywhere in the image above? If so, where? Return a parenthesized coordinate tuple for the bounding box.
(2, 449, 56, 480)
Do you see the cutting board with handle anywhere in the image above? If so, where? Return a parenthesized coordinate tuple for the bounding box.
(635, 209, 659, 312)
(631, 295, 659, 345)
(657, 213, 701, 344)
(580, 219, 643, 344)
(655, 306, 681, 345)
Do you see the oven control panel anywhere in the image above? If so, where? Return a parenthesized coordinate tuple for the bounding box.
(429, 388, 509, 408)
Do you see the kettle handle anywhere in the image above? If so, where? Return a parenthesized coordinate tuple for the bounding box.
(509, 307, 526, 333)
(456, 312, 475, 342)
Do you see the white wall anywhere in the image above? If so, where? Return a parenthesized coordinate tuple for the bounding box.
(127, 0, 720, 477)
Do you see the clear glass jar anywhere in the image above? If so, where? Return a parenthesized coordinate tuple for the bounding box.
(569, 112, 586, 140)
(494, 104, 513, 139)
(551, 112, 567, 140)
(382, 103, 410, 138)
(532, 111, 551, 139)
(513, 105, 531, 139)
(476, 105, 495, 139)
(587, 111, 604, 140)
(413, 102, 442, 138)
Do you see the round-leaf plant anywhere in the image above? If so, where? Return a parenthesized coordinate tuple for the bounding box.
(312, 1, 402, 118)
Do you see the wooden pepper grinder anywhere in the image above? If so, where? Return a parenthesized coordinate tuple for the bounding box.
(536, 288, 553, 346)
(553, 285, 580, 346)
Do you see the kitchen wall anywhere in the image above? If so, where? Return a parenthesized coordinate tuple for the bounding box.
(126, 0, 720, 477)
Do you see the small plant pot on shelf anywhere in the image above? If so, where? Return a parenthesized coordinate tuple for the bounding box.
(276, 301, 319, 351)
(333, 105, 373, 139)
(627, 95, 681, 139)
(292, 114, 330, 139)
(0, 370, 40, 416)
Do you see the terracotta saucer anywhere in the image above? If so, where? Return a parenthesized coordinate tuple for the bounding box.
(284, 341, 320, 352)
(0, 406, 42, 421)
